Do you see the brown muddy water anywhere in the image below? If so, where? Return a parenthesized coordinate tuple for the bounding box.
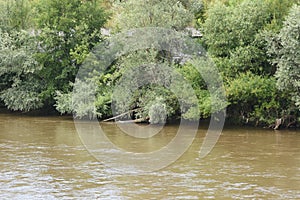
(0, 114, 299, 199)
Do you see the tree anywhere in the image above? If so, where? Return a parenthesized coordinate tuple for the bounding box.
(226, 72, 289, 125)
(201, 0, 298, 77)
(111, 0, 202, 31)
(203, 0, 270, 63)
(269, 5, 300, 109)
(0, 0, 108, 112)
(0, 0, 34, 31)
(202, 0, 299, 125)
(33, 0, 107, 108)
(0, 30, 43, 111)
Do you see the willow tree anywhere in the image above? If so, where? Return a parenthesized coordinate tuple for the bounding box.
(270, 5, 300, 110)
(0, 0, 34, 31)
(111, 0, 202, 31)
(0, 29, 43, 111)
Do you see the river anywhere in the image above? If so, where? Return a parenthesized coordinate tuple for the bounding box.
(0, 114, 299, 199)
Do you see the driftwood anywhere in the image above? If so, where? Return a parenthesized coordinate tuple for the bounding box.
(116, 118, 148, 123)
(102, 108, 141, 122)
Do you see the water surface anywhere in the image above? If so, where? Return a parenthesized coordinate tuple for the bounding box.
(0, 114, 299, 199)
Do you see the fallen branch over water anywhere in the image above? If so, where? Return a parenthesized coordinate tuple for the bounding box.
(116, 118, 148, 123)
(102, 108, 140, 122)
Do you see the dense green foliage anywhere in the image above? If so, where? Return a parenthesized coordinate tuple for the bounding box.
(201, 0, 299, 125)
(0, 0, 107, 111)
(111, 0, 202, 31)
(0, 29, 42, 111)
(0, 0, 299, 126)
(269, 5, 300, 110)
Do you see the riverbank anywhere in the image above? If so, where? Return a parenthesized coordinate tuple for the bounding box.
(1, 108, 298, 130)
(0, 107, 63, 117)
